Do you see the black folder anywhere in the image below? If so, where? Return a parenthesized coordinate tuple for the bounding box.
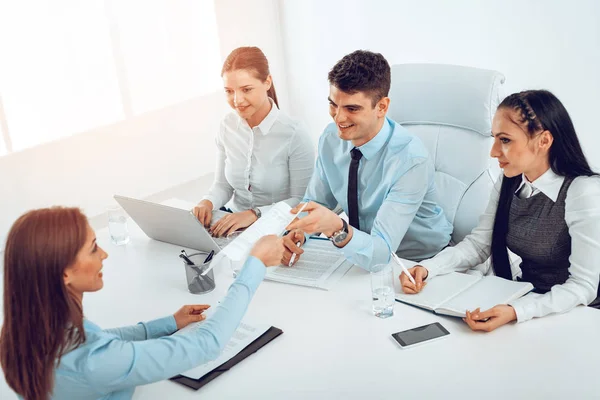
(169, 326, 283, 390)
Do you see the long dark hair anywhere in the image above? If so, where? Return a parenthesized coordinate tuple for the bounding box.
(221, 46, 279, 108)
(491, 90, 597, 279)
(0, 207, 88, 400)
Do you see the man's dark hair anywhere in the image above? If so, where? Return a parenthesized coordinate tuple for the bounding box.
(328, 50, 391, 107)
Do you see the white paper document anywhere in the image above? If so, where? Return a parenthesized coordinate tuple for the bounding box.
(265, 238, 353, 290)
(220, 201, 298, 261)
(176, 316, 271, 380)
(395, 271, 534, 317)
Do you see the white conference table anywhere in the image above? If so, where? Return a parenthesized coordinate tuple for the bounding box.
(2, 217, 599, 399)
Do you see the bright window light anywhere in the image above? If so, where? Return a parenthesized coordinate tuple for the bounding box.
(0, 0, 221, 153)
(0, 1, 124, 152)
(0, 127, 6, 156)
(112, 0, 222, 115)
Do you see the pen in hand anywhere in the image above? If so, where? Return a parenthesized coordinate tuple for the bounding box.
(288, 241, 302, 267)
(391, 252, 416, 285)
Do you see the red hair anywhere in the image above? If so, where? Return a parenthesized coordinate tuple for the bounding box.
(221, 46, 279, 107)
(1, 207, 88, 399)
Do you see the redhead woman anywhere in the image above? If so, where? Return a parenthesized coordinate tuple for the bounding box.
(193, 46, 315, 237)
(0, 207, 284, 399)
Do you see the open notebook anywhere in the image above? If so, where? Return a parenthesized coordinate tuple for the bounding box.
(395, 272, 534, 317)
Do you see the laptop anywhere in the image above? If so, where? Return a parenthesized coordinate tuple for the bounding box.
(114, 195, 230, 252)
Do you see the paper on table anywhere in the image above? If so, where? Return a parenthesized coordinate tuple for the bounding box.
(265, 238, 352, 289)
(175, 313, 271, 380)
(395, 271, 482, 311)
(220, 201, 300, 262)
(438, 275, 533, 317)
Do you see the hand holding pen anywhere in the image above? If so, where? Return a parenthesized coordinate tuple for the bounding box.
(281, 229, 305, 266)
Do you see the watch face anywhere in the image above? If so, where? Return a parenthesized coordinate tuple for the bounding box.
(333, 231, 348, 244)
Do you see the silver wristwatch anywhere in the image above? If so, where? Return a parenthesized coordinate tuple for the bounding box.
(329, 218, 349, 246)
(251, 207, 262, 219)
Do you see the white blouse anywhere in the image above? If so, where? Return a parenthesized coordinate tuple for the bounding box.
(203, 100, 315, 214)
(420, 169, 600, 323)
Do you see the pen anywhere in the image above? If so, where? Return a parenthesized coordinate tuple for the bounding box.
(288, 241, 302, 267)
(203, 250, 215, 264)
(391, 252, 416, 285)
(179, 253, 195, 266)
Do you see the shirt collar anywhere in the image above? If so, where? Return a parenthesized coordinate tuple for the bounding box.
(347, 117, 392, 160)
(515, 168, 564, 202)
(254, 98, 279, 136)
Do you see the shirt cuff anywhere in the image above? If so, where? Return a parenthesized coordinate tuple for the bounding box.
(418, 257, 446, 281)
(507, 296, 534, 323)
(340, 228, 371, 266)
(140, 315, 178, 338)
(235, 256, 267, 291)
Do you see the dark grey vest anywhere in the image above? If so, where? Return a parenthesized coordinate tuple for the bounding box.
(505, 177, 574, 293)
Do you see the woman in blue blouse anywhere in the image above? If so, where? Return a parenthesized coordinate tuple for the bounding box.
(0, 207, 283, 399)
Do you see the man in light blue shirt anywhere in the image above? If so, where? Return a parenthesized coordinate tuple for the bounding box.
(285, 50, 452, 271)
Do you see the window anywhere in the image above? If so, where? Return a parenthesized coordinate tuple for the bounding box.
(113, 1, 221, 115)
(0, 0, 221, 154)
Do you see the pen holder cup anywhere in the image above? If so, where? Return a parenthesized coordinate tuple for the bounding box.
(184, 252, 216, 295)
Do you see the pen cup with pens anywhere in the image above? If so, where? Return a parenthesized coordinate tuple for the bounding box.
(180, 250, 216, 294)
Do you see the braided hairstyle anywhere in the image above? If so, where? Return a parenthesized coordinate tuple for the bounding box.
(491, 90, 596, 280)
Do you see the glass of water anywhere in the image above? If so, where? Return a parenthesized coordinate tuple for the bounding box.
(371, 262, 395, 318)
(107, 205, 130, 246)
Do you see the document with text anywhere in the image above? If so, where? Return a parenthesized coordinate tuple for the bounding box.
(265, 238, 353, 290)
(220, 201, 300, 261)
(175, 316, 272, 380)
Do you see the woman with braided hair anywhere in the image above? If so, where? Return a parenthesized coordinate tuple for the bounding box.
(399, 89, 600, 332)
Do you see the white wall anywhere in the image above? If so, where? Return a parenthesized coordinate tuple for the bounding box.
(0, 0, 287, 246)
(279, 0, 600, 167)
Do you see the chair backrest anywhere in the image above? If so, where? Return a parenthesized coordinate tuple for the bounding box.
(388, 63, 505, 243)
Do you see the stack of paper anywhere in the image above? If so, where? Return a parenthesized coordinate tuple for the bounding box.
(265, 238, 353, 290)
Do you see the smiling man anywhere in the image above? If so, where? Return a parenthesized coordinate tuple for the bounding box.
(284, 50, 453, 271)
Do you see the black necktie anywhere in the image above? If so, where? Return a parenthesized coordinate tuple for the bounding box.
(348, 148, 363, 230)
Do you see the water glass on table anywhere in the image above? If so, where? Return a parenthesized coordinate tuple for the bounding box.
(107, 205, 130, 246)
(371, 263, 395, 318)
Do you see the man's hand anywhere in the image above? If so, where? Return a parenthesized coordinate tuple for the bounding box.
(210, 210, 258, 237)
(463, 305, 517, 332)
(399, 265, 429, 294)
(286, 202, 343, 237)
(173, 304, 211, 330)
(281, 229, 306, 266)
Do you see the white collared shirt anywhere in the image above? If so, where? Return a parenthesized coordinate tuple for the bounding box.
(203, 100, 315, 214)
(421, 169, 600, 322)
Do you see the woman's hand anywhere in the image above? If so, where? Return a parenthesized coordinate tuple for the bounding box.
(173, 304, 211, 330)
(193, 200, 214, 228)
(463, 305, 517, 332)
(281, 229, 306, 266)
(210, 210, 258, 237)
(399, 265, 429, 294)
(250, 235, 285, 267)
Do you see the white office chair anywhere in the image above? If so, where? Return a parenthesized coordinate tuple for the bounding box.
(388, 63, 505, 243)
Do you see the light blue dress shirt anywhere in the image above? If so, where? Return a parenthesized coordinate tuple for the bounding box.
(50, 256, 266, 399)
(304, 117, 452, 269)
